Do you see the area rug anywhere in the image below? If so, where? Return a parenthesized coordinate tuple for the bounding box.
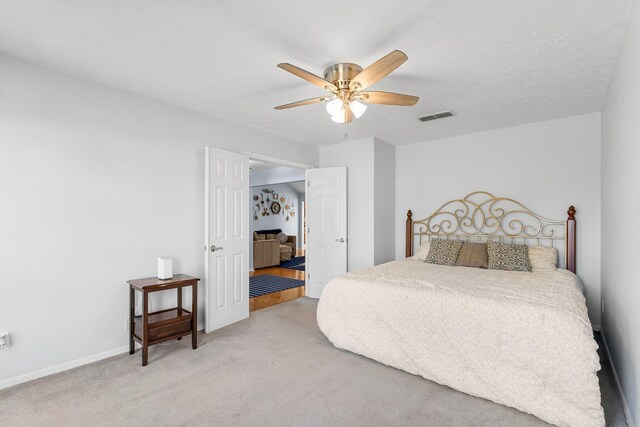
(280, 256, 305, 271)
(249, 274, 304, 298)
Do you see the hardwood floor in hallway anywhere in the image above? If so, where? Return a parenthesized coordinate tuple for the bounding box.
(250, 265, 305, 312)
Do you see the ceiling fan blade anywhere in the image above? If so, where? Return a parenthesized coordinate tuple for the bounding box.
(277, 63, 337, 92)
(274, 97, 329, 110)
(349, 50, 408, 91)
(359, 91, 419, 106)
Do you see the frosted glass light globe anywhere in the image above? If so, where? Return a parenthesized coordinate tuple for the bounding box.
(349, 100, 367, 118)
(331, 112, 346, 123)
(325, 98, 344, 117)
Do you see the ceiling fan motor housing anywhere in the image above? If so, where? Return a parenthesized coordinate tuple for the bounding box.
(323, 63, 363, 89)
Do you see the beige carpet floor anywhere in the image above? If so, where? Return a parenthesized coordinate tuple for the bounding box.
(1, 298, 628, 426)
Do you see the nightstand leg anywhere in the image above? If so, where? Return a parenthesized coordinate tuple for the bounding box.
(177, 286, 183, 340)
(192, 282, 198, 350)
(129, 287, 135, 355)
(142, 290, 149, 366)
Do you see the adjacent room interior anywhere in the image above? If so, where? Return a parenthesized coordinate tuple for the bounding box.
(1, 1, 640, 426)
(248, 159, 307, 311)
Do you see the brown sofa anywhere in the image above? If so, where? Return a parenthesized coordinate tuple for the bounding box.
(253, 229, 297, 269)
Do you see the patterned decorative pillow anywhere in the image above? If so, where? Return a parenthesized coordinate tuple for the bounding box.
(425, 239, 464, 266)
(487, 241, 531, 272)
(276, 232, 288, 243)
(455, 242, 488, 269)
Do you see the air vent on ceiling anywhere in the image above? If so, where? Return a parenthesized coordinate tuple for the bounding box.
(419, 110, 454, 122)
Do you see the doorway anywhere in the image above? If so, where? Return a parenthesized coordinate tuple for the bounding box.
(204, 149, 347, 333)
(248, 157, 308, 312)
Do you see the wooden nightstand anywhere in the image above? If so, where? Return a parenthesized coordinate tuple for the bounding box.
(127, 274, 199, 366)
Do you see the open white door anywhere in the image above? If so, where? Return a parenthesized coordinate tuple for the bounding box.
(204, 147, 249, 333)
(305, 167, 347, 298)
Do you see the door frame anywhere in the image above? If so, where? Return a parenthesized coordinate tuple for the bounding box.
(243, 152, 314, 171)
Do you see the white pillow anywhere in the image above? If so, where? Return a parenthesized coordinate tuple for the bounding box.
(411, 241, 431, 261)
(528, 246, 558, 272)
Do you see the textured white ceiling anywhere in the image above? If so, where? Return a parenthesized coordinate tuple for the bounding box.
(0, 1, 633, 146)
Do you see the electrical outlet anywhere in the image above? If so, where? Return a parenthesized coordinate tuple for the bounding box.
(602, 300, 605, 313)
(0, 332, 10, 349)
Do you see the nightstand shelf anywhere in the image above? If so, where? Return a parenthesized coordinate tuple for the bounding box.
(132, 307, 192, 345)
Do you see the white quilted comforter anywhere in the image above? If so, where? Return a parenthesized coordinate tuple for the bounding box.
(317, 260, 604, 427)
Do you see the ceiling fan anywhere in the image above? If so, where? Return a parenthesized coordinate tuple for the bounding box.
(274, 50, 419, 124)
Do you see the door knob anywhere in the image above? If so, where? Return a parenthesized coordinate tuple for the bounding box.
(335, 238, 345, 243)
(211, 245, 223, 252)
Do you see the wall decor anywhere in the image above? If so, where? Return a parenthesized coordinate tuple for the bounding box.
(253, 187, 296, 221)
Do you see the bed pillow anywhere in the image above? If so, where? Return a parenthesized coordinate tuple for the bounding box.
(528, 246, 558, 272)
(455, 242, 488, 269)
(487, 241, 531, 272)
(425, 239, 463, 266)
(411, 241, 431, 260)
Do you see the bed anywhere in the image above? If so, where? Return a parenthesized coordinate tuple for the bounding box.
(316, 191, 604, 427)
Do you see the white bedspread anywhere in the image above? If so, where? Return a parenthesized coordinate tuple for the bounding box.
(317, 260, 604, 427)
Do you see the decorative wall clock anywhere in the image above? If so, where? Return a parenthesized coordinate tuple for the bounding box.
(271, 201, 281, 214)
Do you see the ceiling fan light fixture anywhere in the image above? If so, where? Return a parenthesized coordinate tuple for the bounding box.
(325, 98, 343, 117)
(275, 50, 418, 127)
(349, 100, 367, 119)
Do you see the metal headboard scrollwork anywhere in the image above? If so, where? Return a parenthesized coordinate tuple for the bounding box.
(405, 191, 577, 273)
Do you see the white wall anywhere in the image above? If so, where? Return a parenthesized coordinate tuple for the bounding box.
(395, 113, 602, 327)
(320, 137, 375, 271)
(319, 137, 397, 271)
(373, 138, 396, 265)
(0, 54, 318, 387)
(249, 165, 305, 187)
(601, 1, 640, 424)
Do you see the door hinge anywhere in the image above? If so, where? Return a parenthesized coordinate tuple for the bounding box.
(307, 273, 310, 280)
(307, 181, 310, 187)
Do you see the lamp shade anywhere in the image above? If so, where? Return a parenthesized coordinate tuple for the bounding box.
(325, 98, 343, 117)
(350, 100, 367, 118)
(331, 112, 346, 123)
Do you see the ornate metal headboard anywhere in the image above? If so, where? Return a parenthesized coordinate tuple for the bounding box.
(405, 191, 577, 273)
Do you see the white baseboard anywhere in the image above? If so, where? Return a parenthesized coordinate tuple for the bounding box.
(0, 324, 206, 392)
(0, 344, 130, 391)
(601, 330, 635, 427)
